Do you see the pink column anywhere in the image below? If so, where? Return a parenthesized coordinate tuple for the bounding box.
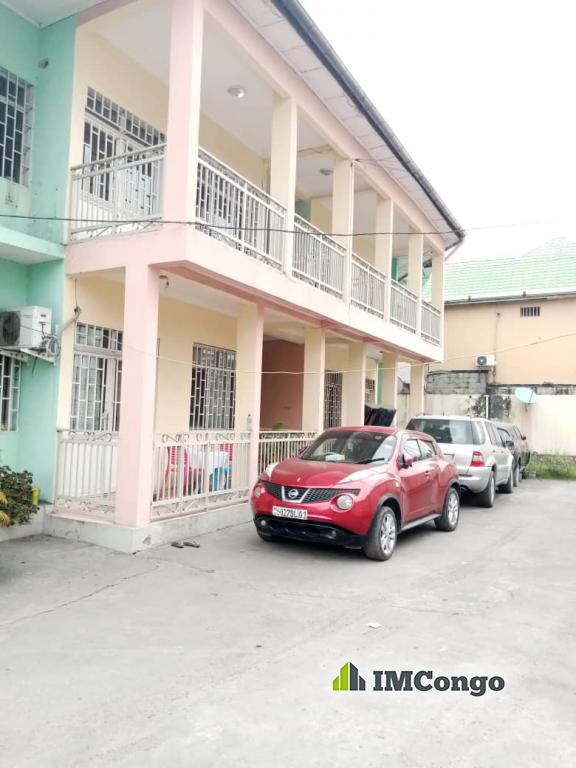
(163, 0, 204, 222)
(114, 263, 159, 527)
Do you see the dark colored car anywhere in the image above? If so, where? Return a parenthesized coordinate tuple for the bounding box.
(494, 421, 531, 485)
(251, 427, 460, 561)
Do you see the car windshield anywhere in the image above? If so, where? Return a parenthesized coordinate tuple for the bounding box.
(407, 418, 474, 445)
(300, 431, 396, 464)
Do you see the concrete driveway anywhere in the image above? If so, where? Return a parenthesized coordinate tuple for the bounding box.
(1, 479, 575, 767)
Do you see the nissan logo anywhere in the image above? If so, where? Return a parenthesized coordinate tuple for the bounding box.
(288, 488, 300, 500)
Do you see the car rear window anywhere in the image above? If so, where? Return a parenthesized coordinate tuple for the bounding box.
(407, 418, 474, 445)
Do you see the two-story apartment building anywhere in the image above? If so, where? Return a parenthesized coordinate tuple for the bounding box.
(2, 0, 463, 551)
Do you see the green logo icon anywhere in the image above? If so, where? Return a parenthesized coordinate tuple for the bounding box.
(333, 662, 366, 691)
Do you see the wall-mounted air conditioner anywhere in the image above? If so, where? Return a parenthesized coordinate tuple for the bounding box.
(475, 354, 496, 368)
(0, 306, 52, 350)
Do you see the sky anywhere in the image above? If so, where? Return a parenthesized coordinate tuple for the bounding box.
(303, 0, 576, 261)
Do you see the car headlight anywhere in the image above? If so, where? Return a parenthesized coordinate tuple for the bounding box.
(264, 462, 278, 477)
(253, 484, 265, 499)
(335, 494, 355, 511)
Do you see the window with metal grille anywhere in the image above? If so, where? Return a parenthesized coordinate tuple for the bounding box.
(520, 306, 540, 317)
(190, 344, 236, 430)
(324, 371, 343, 429)
(0, 66, 33, 186)
(365, 378, 376, 404)
(70, 324, 122, 431)
(86, 88, 165, 147)
(0, 354, 20, 431)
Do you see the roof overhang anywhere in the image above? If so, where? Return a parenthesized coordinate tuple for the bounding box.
(231, 0, 465, 249)
(447, 289, 576, 305)
(2, 0, 106, 26)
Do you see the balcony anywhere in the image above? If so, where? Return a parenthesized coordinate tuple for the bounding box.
(351, 253, 386, 318)
(293, 215, 345, 298)
(421, 300, 441, 345)
(390, 280, 418, 333)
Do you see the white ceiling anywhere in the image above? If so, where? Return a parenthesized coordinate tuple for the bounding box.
(4, 0, 104, 26)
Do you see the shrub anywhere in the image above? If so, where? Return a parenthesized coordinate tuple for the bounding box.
(530, 454, 576, 481)
(0, 466, 38, 525)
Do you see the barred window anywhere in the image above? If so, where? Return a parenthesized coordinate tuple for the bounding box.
(190, 344, 236, 430)
(520, 306, 540, 318)
(0, 66, 33, 186)
(71, 324, 122, 431)
(324, 371, 343, 429)
(0, 354, 20, 431)
(365, 378, 376, 404)
(86, 88, 165, 147)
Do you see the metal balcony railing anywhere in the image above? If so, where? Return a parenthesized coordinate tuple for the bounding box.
(421, 301, 441, 344)
(69, 145, 165, 240)
(351, 253, 386, 318)
(196, 149, 286, 268)
(293, 214, 346, 298)
(390, 280, 418, 333)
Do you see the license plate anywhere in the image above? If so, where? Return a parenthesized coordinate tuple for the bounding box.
(272, 506, 308, 520)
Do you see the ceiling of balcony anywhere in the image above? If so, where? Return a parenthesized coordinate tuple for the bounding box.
(5, 0, 104, 25)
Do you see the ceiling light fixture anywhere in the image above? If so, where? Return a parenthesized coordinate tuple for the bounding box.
(319, 167, 333, 176)
(227, 85, 246, 99)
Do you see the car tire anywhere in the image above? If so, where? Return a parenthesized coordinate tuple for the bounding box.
(475, 472, 496, 508)
(435, 487, 460, 532)
(363, 506, 397, 561)
(513, 462, 521, 487)
(500, 466, 514, 494)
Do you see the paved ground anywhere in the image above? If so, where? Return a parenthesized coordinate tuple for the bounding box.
(1, 480, 575, 767)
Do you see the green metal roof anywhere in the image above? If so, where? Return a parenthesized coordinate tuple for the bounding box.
(444, 238, 576, 303)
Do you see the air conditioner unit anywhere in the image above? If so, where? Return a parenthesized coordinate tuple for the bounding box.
(0, 306, 52, 350)
(475, 354, 496, 368)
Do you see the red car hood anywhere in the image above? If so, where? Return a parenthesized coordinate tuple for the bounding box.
(268, 458, 376, 487)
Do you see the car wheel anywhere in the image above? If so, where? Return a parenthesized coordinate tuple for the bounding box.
(475, 472, 496, 508)
(363, 506, 397, 561)
(501, 466, 514, 494)
(435, 487, 460, 532)
(513, 462, 521, 487)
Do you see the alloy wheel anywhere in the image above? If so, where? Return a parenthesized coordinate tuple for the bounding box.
(380, 511, 397, 556)
(447, 491, 459, 526)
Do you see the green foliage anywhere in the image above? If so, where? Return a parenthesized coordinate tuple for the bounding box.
(530, 454, 576, 481)
(0, 466, 38, 526)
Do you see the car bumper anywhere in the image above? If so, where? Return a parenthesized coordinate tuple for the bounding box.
(254, 514, 366, 548)
(458, 467, 491, 494)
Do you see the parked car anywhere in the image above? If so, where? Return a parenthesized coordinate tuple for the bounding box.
(251, 427, 460, 562)
(405, 415, 514, 507)
(493, 421, 530, 484)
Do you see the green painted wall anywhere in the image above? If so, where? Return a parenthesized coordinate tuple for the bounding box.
(0, 5, 75, 243)
(0, 5, 76, 501)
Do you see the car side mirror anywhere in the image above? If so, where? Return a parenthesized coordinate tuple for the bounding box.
(521, 435, 527, 441)
(505, 440, 515, 449)
(401, 452, 414, 469)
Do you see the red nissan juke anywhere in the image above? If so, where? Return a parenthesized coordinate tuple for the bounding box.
(251, 427, 460, 561)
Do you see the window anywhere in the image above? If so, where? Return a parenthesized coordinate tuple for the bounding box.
(485, 421, 502, 447)
(407, 417, 476, 445)
(324, 371, 343, 429)
(0, 354, 20, 431)
(0, 66, 33, 186)
(301, 430, 396, 464)
(520, 306, 540, 318)
(418, 439, 437, 459)
(190, 344, 236, 430)
(498, 427, 512, 446)
(403, 438, 422, 461)
(86, 88, 165, 147)
(70, 323, 122, 431)
(365, 378, 376, 404)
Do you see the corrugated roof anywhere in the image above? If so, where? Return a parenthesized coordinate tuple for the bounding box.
(444, 238, 576, 303)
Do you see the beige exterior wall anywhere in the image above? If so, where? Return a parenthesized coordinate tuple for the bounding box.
(434, 298, 576, 384)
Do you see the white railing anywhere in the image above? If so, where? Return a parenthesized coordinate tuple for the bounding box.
(390, 280, 418, 333)
(351, 254, 386, 317)
(293, 214, 346, 297)
(421, 301, 441, 344)
(55, 430, 118, 506)
(196, 149, 286, 269)
(151, 431, 252, 519)
(258, 431, 317, 474)
(69, 145, 165, 240)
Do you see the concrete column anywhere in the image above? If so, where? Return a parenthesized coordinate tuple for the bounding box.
(302, 327, 326, 433)
(270, 95, 298, 276)
(408, 363, 425, 421)
(115, 264, 160, 527)
(343, 342, 367, 425)
(375, 197, 394, 321)
(235, 303, 264, 483)
(408, 231, 424, 336)
(380, 352, 398, 418)
(163, 0, 204, 222)
(331, 159, 355, 303)
(431, 248, 445, 345)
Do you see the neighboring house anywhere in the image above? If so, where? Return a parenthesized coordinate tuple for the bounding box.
(427, 238, 576, 453)
(1, 0, 464, 551)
